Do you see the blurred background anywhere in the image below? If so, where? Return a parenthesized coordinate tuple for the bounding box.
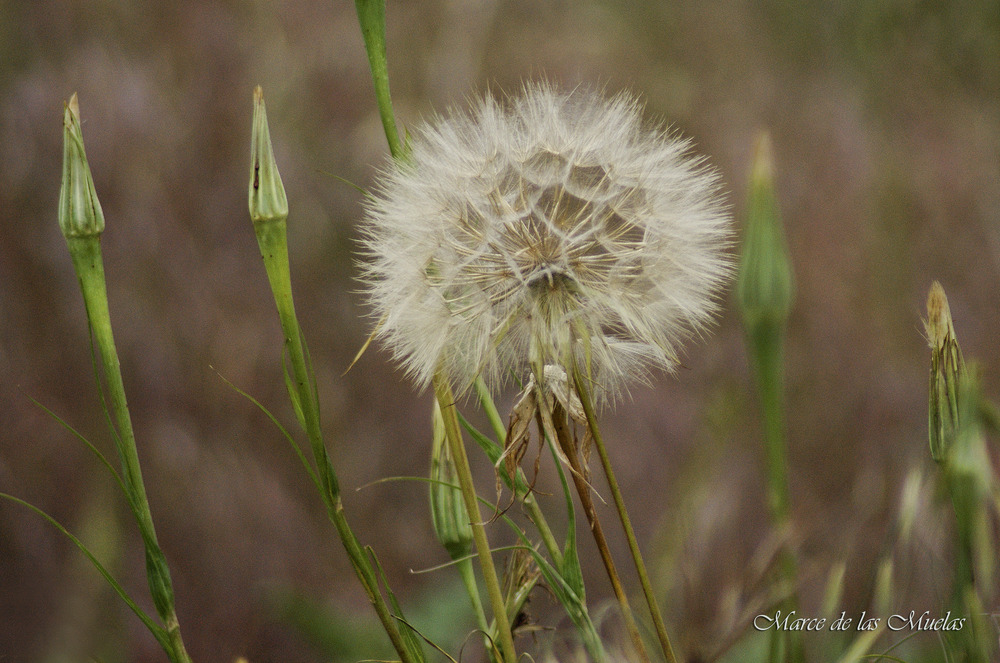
(2, 0, 999, 661)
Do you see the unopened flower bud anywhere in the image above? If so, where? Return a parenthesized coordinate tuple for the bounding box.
(737, 131, 794, 338)
(59, 93, 105, 239)
(248, 86, 288, 224)
(926, 281, 964, 461)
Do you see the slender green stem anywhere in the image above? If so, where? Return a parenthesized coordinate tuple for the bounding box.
(430, 401, 491, 653)
(572, 368, 678, 663)
(748, 331, 803, 663)
(253, 218, 417, 663)
(752, 335, 791, 526)
(474, 378, 507, 443)
(329, 495, 420, 663)
(354, 0, 405, 161)
(542, 401, 650, 663)
(457, 557, 491, 639)
(434, 374, 518, 663)
(163, 614, 190, 663)
(523, 494, 562, 570)
(67, 237, 192, 663)
(256, 221, 337, 500)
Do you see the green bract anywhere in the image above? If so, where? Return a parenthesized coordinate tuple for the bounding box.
(59, 93, 105, 239)
(248, 85, 288, 225)
(736, 132, 794, 335)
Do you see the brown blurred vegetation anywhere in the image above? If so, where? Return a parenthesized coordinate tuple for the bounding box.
(1, 1, 998, 661)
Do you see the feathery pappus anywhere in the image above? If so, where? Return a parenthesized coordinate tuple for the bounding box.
(361, 83, 733, 402)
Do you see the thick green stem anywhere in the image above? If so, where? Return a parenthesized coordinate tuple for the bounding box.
(573, 368, 679, 663)
(253, 219, 417, 663)
(67, 236, 192, 663)
(434, 374, 518, 663)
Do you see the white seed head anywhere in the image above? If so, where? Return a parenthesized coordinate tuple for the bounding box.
(361, 83, 733, 401)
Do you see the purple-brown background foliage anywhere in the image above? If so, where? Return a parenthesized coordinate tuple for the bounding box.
(1, 1, 998, 661)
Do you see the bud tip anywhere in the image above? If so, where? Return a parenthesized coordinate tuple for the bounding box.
(925, 281, 953, 350)
(59, 92, 105, 238)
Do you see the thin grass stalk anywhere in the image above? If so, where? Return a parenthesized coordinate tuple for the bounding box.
(433, 373, 518, 663)
(542, 399, 651, 663)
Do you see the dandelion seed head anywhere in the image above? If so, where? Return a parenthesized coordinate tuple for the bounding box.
(361, 83, 733, 401)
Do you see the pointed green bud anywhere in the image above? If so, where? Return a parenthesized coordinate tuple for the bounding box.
(248, 86, 288, 224)
(59, 93, 105, 239)
(926, 281, 964, 462)
(736, 131, 795, 336)
(429, 401, 473, 560)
